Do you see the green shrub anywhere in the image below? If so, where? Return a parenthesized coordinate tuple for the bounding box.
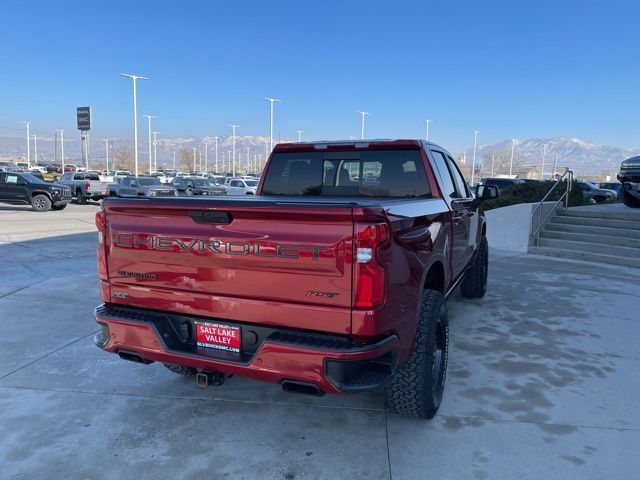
(482, 180, 588, 211)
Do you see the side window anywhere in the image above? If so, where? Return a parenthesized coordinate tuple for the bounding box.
(430, 151, 457, 199)
(230, 181, 240, 187)
(446, 155, 470, 198)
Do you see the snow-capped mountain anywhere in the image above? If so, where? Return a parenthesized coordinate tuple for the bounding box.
(463, 137, 638, 177)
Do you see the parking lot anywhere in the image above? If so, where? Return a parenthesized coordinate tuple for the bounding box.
(1, 203, 639, 479)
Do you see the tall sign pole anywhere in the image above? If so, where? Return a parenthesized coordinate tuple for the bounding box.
(77, 106, 91, 170)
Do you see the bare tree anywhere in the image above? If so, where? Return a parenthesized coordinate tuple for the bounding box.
(179, 148, 195, 172)
(113, 146, 133, 170)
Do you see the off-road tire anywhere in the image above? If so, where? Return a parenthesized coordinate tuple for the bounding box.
(460, 236, 488, 299)
(51, 204, 67, 211)
(385, 288, 449, 419)
(31, 194, 51, 212)
(622, 188, 640, 208)
(76, 191, 86, 204)
(185, 188, 194, 196)
(163, 363, 197, 376)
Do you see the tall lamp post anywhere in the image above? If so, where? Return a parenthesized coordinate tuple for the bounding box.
(471, 130, 479, 187)
(204, 141, 209, 173)
(23, 121, 31, 163)
(214, 136, 219, 173)
(229, 125, 239, 176)
(142, 114, 156, 173)
(541, 143, 547, 180)
(264, 97, 280, 152)
(32, 134, 38, 164)
(58, 129, 65, 176)
(152, 131, 159, 171)
(296, 130, 303, 142)
(424, 119, 432, 141)
(121, 73, 148, 176)
(357, 111, 369, 139)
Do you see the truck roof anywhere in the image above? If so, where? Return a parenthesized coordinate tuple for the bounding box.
(273, 139, 438, 152)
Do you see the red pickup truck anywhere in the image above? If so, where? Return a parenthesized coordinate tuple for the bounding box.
(93, 139, 498, 419)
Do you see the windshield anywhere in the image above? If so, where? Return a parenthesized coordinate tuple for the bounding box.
(22, 173, 46, 184)
(138, 177, 161, 186)
(261, 150, 431, 197)
(244, 180, 258, 187)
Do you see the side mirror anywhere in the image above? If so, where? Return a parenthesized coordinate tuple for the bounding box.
(475, 184, 499, 202)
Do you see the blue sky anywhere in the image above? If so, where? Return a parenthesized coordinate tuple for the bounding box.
(1, 0, 638, 152)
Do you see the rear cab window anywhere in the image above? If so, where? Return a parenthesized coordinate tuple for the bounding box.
(262, 149, 431, 197)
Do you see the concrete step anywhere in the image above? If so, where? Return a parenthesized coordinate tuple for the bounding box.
(544, 222, 640, 239)
(549, 215, 640, 230)
(540, 229, 640, 248)
(538, 237, 640, 257)
(560, 207, 640, 222)
(528, 246, 640, 269)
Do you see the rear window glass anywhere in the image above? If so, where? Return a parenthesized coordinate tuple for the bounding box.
(262, 150, 431, 197)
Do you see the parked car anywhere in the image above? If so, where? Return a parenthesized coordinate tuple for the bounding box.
(113, 170, 133, 183)
(599, 182, 621, 197)
(0, 171, 71, 211)
(576, 179, 617, 204)
(59, 171, 110, 204)
(93, 139, 499, 419)
(0, 161, 12, 172)
(225, 178, 259, 195)
(15, 162, 32, 171)
(481, 177, 525, 193)
(172, 176, 227, 196)
(107, 176, 177, 197)
(46, 163, 62, 174)
(617, 156, 640, 208)
(64, 165, 77, 172)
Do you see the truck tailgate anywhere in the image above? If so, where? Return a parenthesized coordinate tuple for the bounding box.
(103, 198, 355, 334)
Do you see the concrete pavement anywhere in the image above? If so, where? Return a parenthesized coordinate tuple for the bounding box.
(1, 203, 639, 479)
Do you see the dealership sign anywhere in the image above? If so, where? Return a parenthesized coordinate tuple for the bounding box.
(77, 106, 91, 131)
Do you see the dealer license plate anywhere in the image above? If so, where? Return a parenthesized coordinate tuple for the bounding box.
(195, 321, 241, 353)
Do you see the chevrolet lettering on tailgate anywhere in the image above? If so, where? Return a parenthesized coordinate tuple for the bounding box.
(113, 232, 328, 260)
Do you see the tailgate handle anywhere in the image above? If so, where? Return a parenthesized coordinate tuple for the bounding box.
(188, 211, 233, 224)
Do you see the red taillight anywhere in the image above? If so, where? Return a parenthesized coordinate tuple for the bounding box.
(85, 181, 91, 191)
(95, 210, 108, 281)
(354, 222, 389, 308)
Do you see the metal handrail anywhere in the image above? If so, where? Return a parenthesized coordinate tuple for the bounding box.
(531, 170, 574, 246)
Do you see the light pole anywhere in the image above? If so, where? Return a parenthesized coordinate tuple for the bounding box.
(264, 139, 269, 162)
(491, 152, 495, 177)
(58, 129, 65, 175)
(296, 130, 303, 142)
(214, 136, 219, 173)
(424, 119, 432, 141)
(246, 147, 250, 173)
(173, 148, 176, 171)
(23, 121, 31, 163)
(32, 134, 38, 164)
(142, 114, 156, 173)
(204, 141, 209, 173)
(264, 97, 280, 152)
(192, 147, 197, 172)
(357, 111, 369, 139)
(152, 131, 159, 171)
(509, 138, 516, 177)
(229, 124, 239, 175)
(541, 143, 547, 180)
(471, 130, 479, 187)
(105, 139, 109, 173)
(121, 73, 148, 176)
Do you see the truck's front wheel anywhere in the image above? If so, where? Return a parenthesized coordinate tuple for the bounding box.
(622, 187, 640, 208)
(385, 288, 448, 419)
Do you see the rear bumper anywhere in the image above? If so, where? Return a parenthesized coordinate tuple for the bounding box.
(94, 304, 398, 394)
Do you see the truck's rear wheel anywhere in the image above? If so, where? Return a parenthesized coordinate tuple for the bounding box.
(622, 188, 640, 208)
(385, 288, 448, 419)
(76, 191, 86, 204)
(460, 236, 488, 299)
(163, 363, 197, 376)
(31, 194, 51, 212)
